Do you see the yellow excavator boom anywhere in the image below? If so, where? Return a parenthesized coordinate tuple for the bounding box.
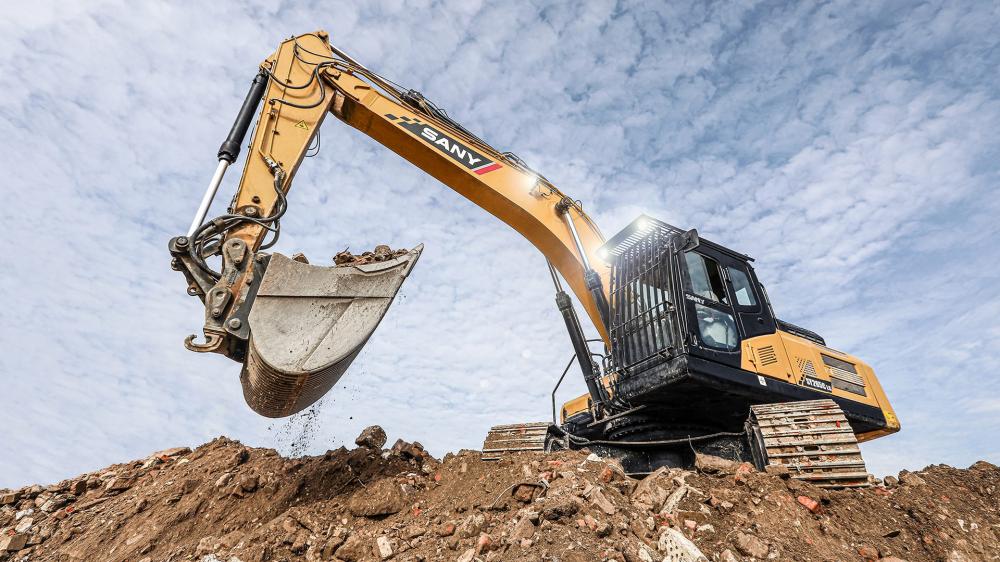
(228, 31, 611, 340)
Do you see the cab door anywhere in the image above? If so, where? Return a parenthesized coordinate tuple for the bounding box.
(680, 249, 742, 368)
(719, 259, 776, 339)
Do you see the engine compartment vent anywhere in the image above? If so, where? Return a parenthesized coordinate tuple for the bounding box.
(796, 357, 818, 378)
(822, 354, 866, 395)
(757, 345, 778, 365)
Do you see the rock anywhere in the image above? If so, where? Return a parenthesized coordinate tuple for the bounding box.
(375, 535, 393, 559)
(40, 494, 70, 512)
(883, 475, 899, 489)
(512, 484, 539, 503)
(797, 495, 821, 514)
(0, 533, 28, 552)
(356, 426, 388, 449)
(898, 471, 926, 486)
(403, 525, 426, 540)
(105, 476, 136, 493)
(14, 516, 33, 533)
(657, 527, 708, 560)
(857, 544, 880, 561)
(599, 466, 619, 483)
(510, 517, 535, 540)
(694, 453, 737, 474)
(764, 464, 790, 478)
(231, 448, 250, 467)
(520, 508, 540, 523)
(154, 446, 192, 458)
(631, 467, 670, 512)
(662, 484, 690, 514)
(735, 531, 769, 559)
(391, 439, 426, 460)
(348, 479, 405, 517)
(541, 497, 582, 521)
(624, 543, 659, 562)
(474, 533, 493, 554)
(239, 475, 259, 493)
(720, 549, 739, 562)
(309, 538, 343, 561)
(879, 558, 910, 562)
(334, 535, 368, 562)
(70, 480, 87, 495)
(215, 473, 233, 488)
(457, 548, 476, 562)
(1, 492, 22, 505)
(589, 487, 616, 515)
(457, 513, 485, 538)
(437, 522, 456, 537)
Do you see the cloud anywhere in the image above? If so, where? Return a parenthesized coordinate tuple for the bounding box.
(1, 0, 998, 487)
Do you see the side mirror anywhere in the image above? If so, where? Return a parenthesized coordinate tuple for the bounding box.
(677, 229, 700, 253)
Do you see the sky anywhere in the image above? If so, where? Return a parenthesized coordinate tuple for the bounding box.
(1, 0, 998, 488)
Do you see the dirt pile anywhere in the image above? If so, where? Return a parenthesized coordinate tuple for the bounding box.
(1, 431, 998, 562)
(334, 246, 409, 267)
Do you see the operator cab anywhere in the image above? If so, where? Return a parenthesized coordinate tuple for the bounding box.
(600, 215, 776, 387)
(593, 215, 888, 439)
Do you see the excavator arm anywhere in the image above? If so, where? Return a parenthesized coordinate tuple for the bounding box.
(233, 31, 610, 333)
(169, 31, 613, 417)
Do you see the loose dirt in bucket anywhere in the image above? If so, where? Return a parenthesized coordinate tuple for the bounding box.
(334, 246, 410, 267)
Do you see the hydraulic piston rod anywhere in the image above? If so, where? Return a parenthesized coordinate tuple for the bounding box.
(187, 69, 269, 237)
(556, 198, 611, 331)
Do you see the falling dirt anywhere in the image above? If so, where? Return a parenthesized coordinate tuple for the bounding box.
(1, 434, 997, 562)
(268, 400, 327, 458)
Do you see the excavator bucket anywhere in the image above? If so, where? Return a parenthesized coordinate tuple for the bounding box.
(240, 245, 423, 417)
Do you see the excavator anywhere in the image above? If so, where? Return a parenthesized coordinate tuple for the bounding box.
(168, 31, 900, 488)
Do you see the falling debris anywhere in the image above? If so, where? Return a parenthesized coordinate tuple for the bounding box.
(0, 436, 997, 562)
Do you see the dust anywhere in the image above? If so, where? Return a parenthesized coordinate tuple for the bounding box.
(268, 398, 326, 457)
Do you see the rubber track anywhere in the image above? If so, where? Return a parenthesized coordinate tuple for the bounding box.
(750, 399, 870, 489)
(481, 422, 551, 461)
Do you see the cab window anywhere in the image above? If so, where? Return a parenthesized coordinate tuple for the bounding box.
(694, 303, 739, 351)
(684, 252, 728, 304)
(726, 267, 757, 307)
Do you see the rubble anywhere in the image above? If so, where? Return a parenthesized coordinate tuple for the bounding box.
(0, 433, 997, 562)
(355, 426, 388, 450)
(334, 245, 409, 267)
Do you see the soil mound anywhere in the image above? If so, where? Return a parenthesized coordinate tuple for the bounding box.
(1, 433, 997, 562)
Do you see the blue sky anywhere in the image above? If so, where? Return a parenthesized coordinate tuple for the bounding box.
(1, 0, 998, 488)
